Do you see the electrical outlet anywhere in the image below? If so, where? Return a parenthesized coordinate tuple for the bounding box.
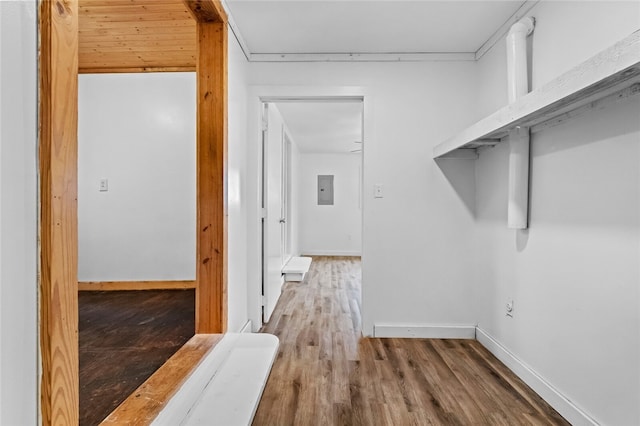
(506, 299, 514, 317)
(99, 178, 109, 192)
(374, 184, 384, 198)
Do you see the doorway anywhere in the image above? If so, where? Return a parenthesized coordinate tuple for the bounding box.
(38, 2, 228, 423)
(259, 98, 364, 327)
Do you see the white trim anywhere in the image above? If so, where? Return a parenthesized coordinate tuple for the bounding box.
(300, 251, 361, 257)
(239, 320, 252, 334)
(475, 327, 599, 426)
(221, 0, 538, 64)
(246, 85, 373, 335)
(474, 0, 540, 60)
(249, 52, 475, 63)
(373, 324, 476, 339)
(220, 0, 251, 62)
(434, 149, 478, 160)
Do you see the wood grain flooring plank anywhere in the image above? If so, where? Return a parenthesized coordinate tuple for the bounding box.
(79, 290, 195, 425)
(252, 256, 569, 426)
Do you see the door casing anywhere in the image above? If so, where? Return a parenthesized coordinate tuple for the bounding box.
(38, 1, 228, 423)
(248, 89, 370, 331)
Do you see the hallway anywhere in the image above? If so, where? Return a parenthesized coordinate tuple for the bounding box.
(253, 256, 569, 425)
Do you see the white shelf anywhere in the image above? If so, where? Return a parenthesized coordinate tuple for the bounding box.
(433, 30, 640, 159)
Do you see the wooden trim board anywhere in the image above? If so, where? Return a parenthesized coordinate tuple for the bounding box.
(193, 17, 228, 334)
(78, 280, 196, 291)
(78, 66, 195, 74)
(101, 334, 224, 425)
(39, 0, 80, 424)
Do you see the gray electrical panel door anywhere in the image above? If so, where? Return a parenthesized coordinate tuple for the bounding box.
(317, 175, 334, 205)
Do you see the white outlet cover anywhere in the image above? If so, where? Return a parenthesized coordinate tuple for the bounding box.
(506, 299, 514, 317)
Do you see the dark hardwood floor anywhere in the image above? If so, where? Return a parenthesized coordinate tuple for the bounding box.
(79, 289, 194, 426)
(253, 256, 569, 425)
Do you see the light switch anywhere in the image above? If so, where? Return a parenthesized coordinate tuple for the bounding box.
(374, 184, 383, 198)
(99, 178, 108, 192)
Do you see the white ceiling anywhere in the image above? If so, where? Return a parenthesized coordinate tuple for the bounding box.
(225, 1, 527, 57)
(275, 102, 363, 154)
(245, 1, 527, 153)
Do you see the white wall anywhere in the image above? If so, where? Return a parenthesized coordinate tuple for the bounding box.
(0, 1, 38, 423)
(77, 31, 252, 333)
(298, 153, 362, 256)
(78, 73, 196, 281)
(227, 30, 251, 332)
(474, 2, 640, 424)
(246, 61, 479, 335)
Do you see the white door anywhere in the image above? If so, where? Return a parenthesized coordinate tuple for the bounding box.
(262, 103, 285, 323)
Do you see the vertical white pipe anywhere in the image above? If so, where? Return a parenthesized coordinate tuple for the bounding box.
(506, 17, 535, 102)
(508, 127, 530, 229)
(506, 17, 534, 229)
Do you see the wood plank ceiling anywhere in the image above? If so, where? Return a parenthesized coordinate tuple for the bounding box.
(79, 0, 197, 73)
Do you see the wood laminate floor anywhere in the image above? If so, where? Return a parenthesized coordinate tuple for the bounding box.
(79, 289, 195, 426)
(253, 256, 569, 425)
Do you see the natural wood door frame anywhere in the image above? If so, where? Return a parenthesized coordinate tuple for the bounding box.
(39, 0, 80, 423)
(183, 0, 229, 334)
(39, 0, 228, 423)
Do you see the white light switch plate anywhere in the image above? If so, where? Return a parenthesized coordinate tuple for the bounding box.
(374, 184, 383, 198)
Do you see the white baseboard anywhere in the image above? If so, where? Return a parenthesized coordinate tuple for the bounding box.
(373, 323, 476, 339)
(475, 327, 598, 426)
(300, 250, 361, 257)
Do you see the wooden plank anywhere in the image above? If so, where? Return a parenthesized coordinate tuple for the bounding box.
(80, 3, 193, 15)
(195, 19, 228, 333)
(39, 0, 80, 425)
(80, 11, 193, 22)
(78, 280, 196, 291)
(79, 50, 195, 58)
(183, 0, 227, 23)
(77, 0, 197, 72)
(79, 25, 195, 35)
(81, 45, 193, 53)
(100, 334, 223, 425)
(79, 53, 195, 69)
(78, 18, 195, 30)
(78, 65, 195, 73)
(80, 0, 182, 5)
(433, 29, 640, 158)
(253, 257, 569, 425)
(79, 56, 193, 65)
(79, 31, 195, 41)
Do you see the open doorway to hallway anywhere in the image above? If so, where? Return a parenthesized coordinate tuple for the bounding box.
(260, 100, 363, 327)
